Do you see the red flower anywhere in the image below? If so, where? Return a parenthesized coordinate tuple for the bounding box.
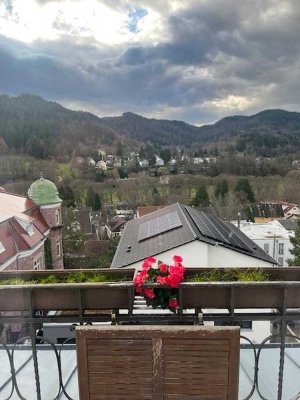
(135, 286, 143, 294)
(169, 298, 179, 309)
(142, 259, 151, 270)
(173, 255, 183, 264)
(143, 288, 155, 299)
(158, 263, 168, 273)
(156, 275, 167, 284)
(147, 256, 156, 264)
(167, 274, 182, 288)
(134, 270, 149, 286)
(133, 255, 185, 313)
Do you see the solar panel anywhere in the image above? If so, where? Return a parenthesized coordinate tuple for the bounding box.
(138, 211, 182, 241)
(186, 207, 252, 253)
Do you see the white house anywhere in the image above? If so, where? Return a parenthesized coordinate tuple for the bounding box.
(155, 156, 165, 166)
(193, 157, 204, 164)
(111, 203, 276, 269)
(96, 160, 107, 170)
(88, 157, 96, 167)
(139, 159, 149, 168)
(237, 220, 293, 266)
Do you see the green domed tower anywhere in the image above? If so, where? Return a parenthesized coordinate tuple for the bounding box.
(28, 173, 64, 269)
(28, 172, 61, 205)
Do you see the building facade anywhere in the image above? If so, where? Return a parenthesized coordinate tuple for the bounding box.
(0, 174, 64, 271)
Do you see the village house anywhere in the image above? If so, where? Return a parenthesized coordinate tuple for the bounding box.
(155, 156, 165, 166)
(111, 203, 276, 269)
(95, 160, 107, 170)
(0, 174, 64, 271)
(250, 202, 285, 223)
(105, 215, 128, 238)
(237, 220, 293, 266)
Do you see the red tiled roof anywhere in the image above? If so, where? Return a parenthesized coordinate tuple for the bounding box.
(0, 191, 50, 267)
(136, 206, 167, 218)
(107, 216, 126, 232)
(26, 208, 49, 234)
(0, 192, 36, 222)
(0, 221, 17, 264)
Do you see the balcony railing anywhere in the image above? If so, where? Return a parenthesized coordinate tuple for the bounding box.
(1, 313, 300, 399)
(1, 267, 300, 399)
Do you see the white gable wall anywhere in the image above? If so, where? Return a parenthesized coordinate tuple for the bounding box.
(207, 244, 275, 267)
(126, 241, 208, 269)
(122, 240, 274, 269)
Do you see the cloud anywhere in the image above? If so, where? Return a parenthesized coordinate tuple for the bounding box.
(0, 0, 300, 125)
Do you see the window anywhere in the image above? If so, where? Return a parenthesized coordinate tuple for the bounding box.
(0, 241, 5, 254)
(27, 224, 34, 236)
(56, 239, 61, 256)
(33, 257, 41, 270)
(278, 257, 284, 266)
(278, 243, 284, 255)
(264, 243, 269, 254)
(55, 209, 61, 225)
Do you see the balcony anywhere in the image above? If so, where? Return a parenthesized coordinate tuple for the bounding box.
(1, 268, 300, 399)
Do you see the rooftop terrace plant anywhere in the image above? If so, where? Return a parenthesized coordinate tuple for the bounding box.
(134, 255, 186, 312)
(0, 271, 129, 286)
(187, 268, 270, 282)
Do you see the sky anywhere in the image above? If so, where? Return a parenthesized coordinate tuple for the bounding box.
(1, 0, 300, 125)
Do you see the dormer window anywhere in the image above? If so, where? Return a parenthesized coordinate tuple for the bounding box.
(27, 224, 34, 236)
(0, 241, 5, 254)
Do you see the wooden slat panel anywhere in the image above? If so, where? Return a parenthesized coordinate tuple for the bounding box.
(76, 326, 240, 400)
(86, 338, 153, 400)
(163, 338, 230, 399)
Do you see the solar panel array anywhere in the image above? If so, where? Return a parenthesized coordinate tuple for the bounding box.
(187, 207, 252, 253)
(138, 211, 182, 242)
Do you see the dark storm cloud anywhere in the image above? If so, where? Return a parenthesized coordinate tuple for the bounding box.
(1, 0, 300, 124)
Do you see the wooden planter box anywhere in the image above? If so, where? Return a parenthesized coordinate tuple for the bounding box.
(181, 267, 300, 310)
(2, 267, 300, 314)
(0, 269, 135, 313)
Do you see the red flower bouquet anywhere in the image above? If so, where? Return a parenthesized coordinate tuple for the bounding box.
(133, 255, 186, 312)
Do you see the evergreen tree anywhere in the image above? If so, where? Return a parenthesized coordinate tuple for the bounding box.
(234, 179, 255, 203)
(288, 221, 300, 266)
(92, 193, 101, 211)
(159, 148, 171, 164)
(192, 184, 210, 207)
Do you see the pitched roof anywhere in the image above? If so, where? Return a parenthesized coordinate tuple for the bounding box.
(279, 219, 298, 231)
(251, 203, 284, 218)
(0, 192, 36, 222)
(136, 206, 167, 218)
(107, 216, 127, 233)
(111, 203, 276, 268)
(0, 191, 50, 267)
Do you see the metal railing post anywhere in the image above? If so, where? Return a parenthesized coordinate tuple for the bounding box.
(277, 320, 287, 400)
(29, 323, 42, 400)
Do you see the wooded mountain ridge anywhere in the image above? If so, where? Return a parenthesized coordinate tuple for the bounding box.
(1, 93, 300, 159)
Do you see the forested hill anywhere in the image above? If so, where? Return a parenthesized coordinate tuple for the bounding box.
(101, 112, 201, 146)
(0, 94, 119, 159)
(1, 93, 300, 159)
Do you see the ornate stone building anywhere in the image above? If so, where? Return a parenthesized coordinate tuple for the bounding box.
(0, 174, 64, 271)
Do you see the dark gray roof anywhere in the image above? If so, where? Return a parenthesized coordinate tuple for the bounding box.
(279, 219, 298, 231)
(111, 203, 276, 268)
(251, 203, 284, 218)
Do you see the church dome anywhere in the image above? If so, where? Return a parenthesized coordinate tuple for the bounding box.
(28, 173, 61, 205)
